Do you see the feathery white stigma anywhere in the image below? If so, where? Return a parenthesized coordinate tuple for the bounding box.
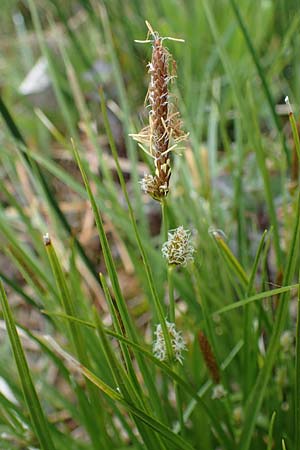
(162, 226, 195, 266)
(211, 384, 227, 400)
(153, 321, 186, 364)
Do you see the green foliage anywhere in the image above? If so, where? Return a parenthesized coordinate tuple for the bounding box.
(0, 1, 300, 449)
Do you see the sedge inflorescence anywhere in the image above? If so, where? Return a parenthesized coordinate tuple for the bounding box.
(131, 21, 187, 201)
(153, 321, 186, 364)
(162, 225, 195, 267)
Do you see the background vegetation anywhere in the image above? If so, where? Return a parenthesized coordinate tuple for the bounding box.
(0, 1, 300, 449)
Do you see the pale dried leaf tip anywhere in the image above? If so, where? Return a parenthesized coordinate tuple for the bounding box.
(209, 227, 227, 241)
(285, 95, 293, 114)
(43, 232, 51, 246)
(162, 226, 195, 266)
(153, 321, 186, 364)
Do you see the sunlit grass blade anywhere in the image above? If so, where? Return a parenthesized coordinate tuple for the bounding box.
(211, 230, 249, 288)
(92, 307, 166, 450)
(238, 190, 300, 450)
(267, 411, 276, 450)
(99, 88, 174, 361)
(243, 229, 268, 398)
(0, 89, 99, 287)
(0, 280, 56, 450)
(71, 138, 167, 419)
(215, 284, 298, 315)
(42, 308, 237, 449)
(296, 269, 300, 450)
(43, 336, 195, 450)
(43, 235, 110, 450)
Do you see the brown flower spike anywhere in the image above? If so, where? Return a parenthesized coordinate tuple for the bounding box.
(131, 21, 187, 201)
(198, 330, 220, 384)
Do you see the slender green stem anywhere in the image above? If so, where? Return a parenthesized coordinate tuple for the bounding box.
(267, 412, 276, 450)
(168, 266, 175, 323)
(174, 378, 184, 436)
(99, 89, 173, 363)
(239, 190, 300, 450)
(212, 232, 249, 288)
(243, 229, 268, 401)
(161, 196, 183, 431)
(161, 199, 169, 241)
(288, 107, 300, 160)
(296, 269, 300, 450)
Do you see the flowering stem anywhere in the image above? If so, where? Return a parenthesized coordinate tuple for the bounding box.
(161, 199, 169, 241)
(168, 266, 175, 322)
(162, 200, 184, 431)
(175, 376, 185, 436)
(99, 88, 173, 365)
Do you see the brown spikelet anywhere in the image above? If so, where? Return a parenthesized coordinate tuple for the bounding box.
(198, 331, 220, 384)
(149, 37, 172, 194)
(130, 22, 187, 201)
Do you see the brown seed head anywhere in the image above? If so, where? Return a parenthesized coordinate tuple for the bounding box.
(131, 22, 187, 201)
(198, 330, 220, 384)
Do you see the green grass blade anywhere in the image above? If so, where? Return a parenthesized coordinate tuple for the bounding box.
(238, 190, 300, 450)
(0, 91, 99, 286)
(215, 284, 298, 315)
(27, 0, 76, 136)
(42, 308, 235, 449)
(43, 236, 110, 450)
(247, 84, 283, 269)
(243, 229, 268, 399)
(267, 411, 276, 450)
(43, 337, 194, 450)
(71, 138, 167, 421)
(0, 280, 56, 450)
(296, 270, 300, 450)
(211, 230, 249, 288)
(99, 89, 173, 361)
(228, 0, 290, 164)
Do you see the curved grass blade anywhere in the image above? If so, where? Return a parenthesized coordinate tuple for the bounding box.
(44, 236, 110, 450)
(42, 309, 237, 449)
(71, 139, 165, 421)
(99, 89, 173, 362)
(267, 412, 276, 450)
(296, 269, 300, 450)
(0, 280, 56, 450)
(238, 190, 300, 450)
(243, 229, 268, 399)
(215, 284, 298, 315)
(43, 336, 194, 450)
(228, 0, 290, 164)
(0, 93, 99, 286)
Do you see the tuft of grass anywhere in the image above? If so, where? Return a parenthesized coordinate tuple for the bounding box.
(0, 1, 300, 449)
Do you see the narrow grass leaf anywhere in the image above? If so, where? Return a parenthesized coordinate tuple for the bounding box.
(215, 284, 298, 315)
(0, 280, 56, 450)
(238, 190, 300, 450)
(267, 412, 276, 450)
(44, 337, 195, 450)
